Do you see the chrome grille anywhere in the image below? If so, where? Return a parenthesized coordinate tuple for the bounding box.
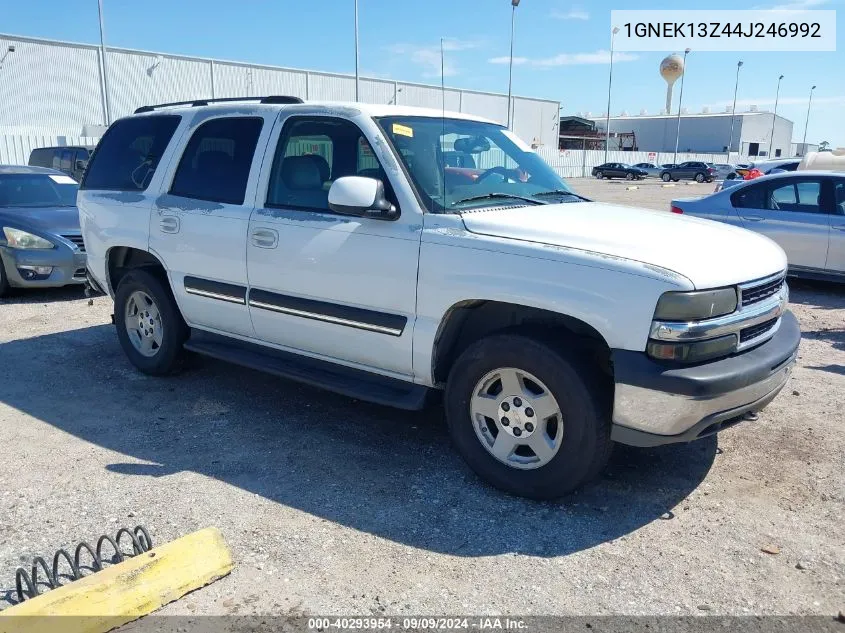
(62, 234, 85, 252)
(741, 276, 784, 307)
(740, 317, 778, 343)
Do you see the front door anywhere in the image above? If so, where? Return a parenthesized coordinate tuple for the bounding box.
(149, 112, 274, 337)
(246, 113, 422, 377)
(731, 177, 831, 270)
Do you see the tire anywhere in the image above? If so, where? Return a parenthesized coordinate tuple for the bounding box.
(445, 333, 611, 499)
(661, 172, 671, 182)
(595, 171, 603, 179)
(694, 172, 705, 183)
(672, 178, 679, 182)
(114, 268, 188, 375)
(625, 172, 634, 180)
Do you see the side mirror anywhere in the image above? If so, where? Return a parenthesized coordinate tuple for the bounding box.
(328, 176, 399, 220)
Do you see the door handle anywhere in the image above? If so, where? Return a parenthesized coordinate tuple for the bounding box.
(742, 215, 764, 222)
(159, 215, 180, 233)
(832, 224, 845, 231)
(250, 228, 279, 249)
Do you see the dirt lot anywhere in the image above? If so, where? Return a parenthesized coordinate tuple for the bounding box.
(1, 180, 843, 620)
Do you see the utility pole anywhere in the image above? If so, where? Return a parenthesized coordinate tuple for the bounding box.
(603, 26, 620, 162)
(768, 74, 783, 156)
(97, 0, 112, 125)
(506, 0, 520, 128)
(673, 48, 691, 165)
(727, 60, 743, 161)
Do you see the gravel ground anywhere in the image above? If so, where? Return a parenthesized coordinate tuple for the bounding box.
(0, 182, 843, 622)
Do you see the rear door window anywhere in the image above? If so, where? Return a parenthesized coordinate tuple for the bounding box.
(766, 179, 823, 213)
(81, 115, 181, 191)
(731, 183, 767, 209)
(169, 117, 263, 205)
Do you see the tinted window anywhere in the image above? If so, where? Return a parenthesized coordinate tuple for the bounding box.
(0, 174, 78, 207)
(170, 117, 263, 205)
(28, 148, 53, 167)
(731, 183, 766, 209)
(767, 180, 822, 213)
(834, 180, 845, 215)
(266, 117, 393, 212)
(81, 115, 181, 191)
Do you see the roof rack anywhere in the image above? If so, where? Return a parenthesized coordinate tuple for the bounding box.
(134, 95, 304, 114)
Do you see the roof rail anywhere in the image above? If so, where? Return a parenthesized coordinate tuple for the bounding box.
(134, 95, 304, 114)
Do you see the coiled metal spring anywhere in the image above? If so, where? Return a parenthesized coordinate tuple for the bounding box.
(13, 525, 152, 603)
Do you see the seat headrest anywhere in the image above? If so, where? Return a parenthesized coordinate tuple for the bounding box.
(281, 156, 323, 190)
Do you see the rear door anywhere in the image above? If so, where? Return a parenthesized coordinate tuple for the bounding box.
(826, 177, 845, 274)
(149, 111, 274, 337)
(731, 177, 830, 270)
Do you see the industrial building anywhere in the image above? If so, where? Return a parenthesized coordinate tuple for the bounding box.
(0, 33, 560, 148)
(591, 111, 795, 158)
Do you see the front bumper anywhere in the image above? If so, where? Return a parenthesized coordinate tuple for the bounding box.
(0, 245, 87, 289)
(610, 310, 800, 447)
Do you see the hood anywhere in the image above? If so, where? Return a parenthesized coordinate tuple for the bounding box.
(0, 205, 81, 235)
(459, 201, 787, 289)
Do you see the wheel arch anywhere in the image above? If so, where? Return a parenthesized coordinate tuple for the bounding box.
(431, 300, 613, 385)
(106, 246, 168, 295)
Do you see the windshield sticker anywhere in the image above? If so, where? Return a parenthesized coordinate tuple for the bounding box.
(392, 123, 414, 138)
(49, 174, 77, 184)
(501, 130, 533, 153)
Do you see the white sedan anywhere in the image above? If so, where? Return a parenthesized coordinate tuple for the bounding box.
(671, 171, 845, 280)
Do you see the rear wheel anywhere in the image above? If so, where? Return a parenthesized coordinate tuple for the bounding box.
(114, 268, 188, 375)
(445, 333, 611, 499)
(625, 172, 634, 180)
(661, 172, 671, 182)
(694, 172, 705, 183)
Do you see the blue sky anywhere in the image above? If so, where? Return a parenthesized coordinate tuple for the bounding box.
(4, 0, 844, 146)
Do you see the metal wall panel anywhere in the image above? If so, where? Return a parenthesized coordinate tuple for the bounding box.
(398, 84, 461, 111)
(459, 91, 508, 126)
(108, 51, 212, 120)
(212, 63, 307, 100)
(0, 36, 103, 128)
(360, 78, 395, 105)
(307, 73, 356, 101)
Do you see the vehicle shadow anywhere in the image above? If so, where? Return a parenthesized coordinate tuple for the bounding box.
(0, 324, 716, 558)
(788, 278, 845, 311)
(0, 286, 86, 305)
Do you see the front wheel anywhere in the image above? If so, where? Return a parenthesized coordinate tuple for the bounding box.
(445, 334, 611, 499)
(594, 171, 603, 179)
(114, 268, 188, 375)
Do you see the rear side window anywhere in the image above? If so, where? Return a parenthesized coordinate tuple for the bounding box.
(170, 117, 263, 205)
(28, 148, 53, 167)
(81, 115, 181, 191)
(731, 183, 766, 209)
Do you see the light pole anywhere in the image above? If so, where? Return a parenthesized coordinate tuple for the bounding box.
(97, 0, 112, 125)
(727, 60, 743, 161)
(673, 47, 691, 165)
(603, 26, 620, 163)
(506, 0, 520, 128)
(801, 85, 816, 152)
(768, 74, 783, 157)
(354, 0, 360, 102)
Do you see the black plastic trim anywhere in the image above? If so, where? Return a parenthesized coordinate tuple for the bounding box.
(134, 95, 303, 114)
(249, 289, 407, 336)
(184, 330, 429, 410)
(612, 310, 800, 398)
(183, 276, 246, 304)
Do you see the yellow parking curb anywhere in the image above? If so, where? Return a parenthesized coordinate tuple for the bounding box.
(661, 183, 676, 188)
(625, 186, 639, 191)
(0, 527, 233, 633)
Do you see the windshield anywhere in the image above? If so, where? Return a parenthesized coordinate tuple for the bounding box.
(0, 174, 78, 207)
(376, 116, 574, 212)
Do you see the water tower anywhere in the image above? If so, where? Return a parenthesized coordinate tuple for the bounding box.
(660, 54, 685, 115)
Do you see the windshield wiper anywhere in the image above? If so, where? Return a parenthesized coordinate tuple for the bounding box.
(450, 193, 545, 207)
(532, 190, 590, 202)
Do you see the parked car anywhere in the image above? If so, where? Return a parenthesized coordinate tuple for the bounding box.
(632, 163, 662, 178)
(660, 161, 716, 183)
(28, 145, 96, 182)
(710, 163, 737, 180)
(0, 166, 87, 296)
(79, 96, 798, 499)
(592, 162, 647, 180)
(671, 171, 845, 281)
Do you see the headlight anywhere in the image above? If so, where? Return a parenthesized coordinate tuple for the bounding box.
(647, 334, 738, 363)
(2, 227, 55, 250)
(653, 288, 737, 321)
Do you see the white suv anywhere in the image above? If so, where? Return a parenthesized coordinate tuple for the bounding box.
(79, 96, 799, 498)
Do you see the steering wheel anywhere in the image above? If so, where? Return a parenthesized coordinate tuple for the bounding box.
(475, 166, 512, 183)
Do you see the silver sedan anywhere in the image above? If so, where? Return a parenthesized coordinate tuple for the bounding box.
(671, 171, 845, 280)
